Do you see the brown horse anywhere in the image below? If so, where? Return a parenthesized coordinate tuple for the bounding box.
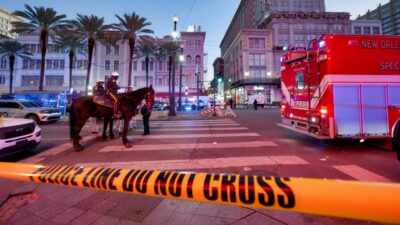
(69, 86, 155, 151)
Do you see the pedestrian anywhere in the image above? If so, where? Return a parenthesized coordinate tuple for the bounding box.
(253, 99, 258, 110)
(141, 101, 151, 135)
(229, 98, 234, 108)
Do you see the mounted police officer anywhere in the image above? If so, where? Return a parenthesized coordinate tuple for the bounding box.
(93, 80, 105, 96)
(106, 72, 120, 119)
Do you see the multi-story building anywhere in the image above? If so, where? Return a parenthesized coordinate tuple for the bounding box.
(358, 0, 400, 35)
(220, 0, 350, 106)
(0, 29, 206, 102)
(0, 7, 22, 39)
(351, 20, 382, 35)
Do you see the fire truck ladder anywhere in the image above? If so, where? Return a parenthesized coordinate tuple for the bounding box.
(306, 39, 322, 111)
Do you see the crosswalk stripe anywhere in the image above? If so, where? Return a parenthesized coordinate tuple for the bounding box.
(99, 141, 277, 152)
(152, 119, 233, 122)
(151, 127, 249, 131)
(333, 165, 391, 182)
(128, 133, 260, 139)
(150, 123, 241, 127)
(77, 156, 309, 170)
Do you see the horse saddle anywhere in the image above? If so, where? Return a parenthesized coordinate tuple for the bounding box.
(93, 96, 114, 108)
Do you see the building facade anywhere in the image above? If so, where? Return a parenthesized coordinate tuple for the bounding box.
(358, 0, 400, 35)
(220, 0, 350, 106)
(0, 7, 22, 39)
(351, 20, 382, 35)
(0, 29, 206, 102)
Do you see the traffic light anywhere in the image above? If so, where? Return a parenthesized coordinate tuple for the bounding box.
(217, 77, 222, 83)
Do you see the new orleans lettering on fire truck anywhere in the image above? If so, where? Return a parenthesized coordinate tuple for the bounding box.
(277, 34, 400, 155)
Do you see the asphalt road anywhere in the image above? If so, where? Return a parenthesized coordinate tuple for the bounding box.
(1, 108, 398, 225)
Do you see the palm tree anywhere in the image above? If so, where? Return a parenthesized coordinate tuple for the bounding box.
(137, 37, 156, 87)
(0, 40, 31, 95)
(70, 14, 109, 93)
(11, 4, 68, 91)
(54, 33, 86, 92)
(112, 12, 153, 87)
(160, 40, 180, 116)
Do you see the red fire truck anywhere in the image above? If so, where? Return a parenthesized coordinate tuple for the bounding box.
(278, 34, 400, 158)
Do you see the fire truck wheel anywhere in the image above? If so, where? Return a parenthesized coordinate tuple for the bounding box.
(393, 122, 400, 161)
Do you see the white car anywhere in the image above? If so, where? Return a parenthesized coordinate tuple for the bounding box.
(0, 100, 61, 124)
(0, 117, 41, 157)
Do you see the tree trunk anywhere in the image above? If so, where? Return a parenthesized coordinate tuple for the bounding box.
(86, 37, 95, 93)
(39, 30, 48, 91)
(69, 50, 75, 92)
(8, 55, 15, 95)
(128, 37, 135, 87)
(168, 55, 172, 100)
(145, 56, 149, 87)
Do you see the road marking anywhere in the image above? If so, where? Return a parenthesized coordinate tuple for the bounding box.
(152, 119, 233, 122)
(128, 133, 260, 139)
(77, 156, 309, 170)
(333, 165, 391, 182)
(150, 121, 236, 124)
(99, 141, 277, 152)
(151, 127, 249, 131)
(149, 123, 241, 127)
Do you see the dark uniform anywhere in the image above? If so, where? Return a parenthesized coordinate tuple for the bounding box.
(141, 105, 151, 135)
(106, 75, 120, 118)
(93, 82, 105, 96)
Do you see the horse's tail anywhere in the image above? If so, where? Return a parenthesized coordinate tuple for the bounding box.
(69, 101, 76, 139)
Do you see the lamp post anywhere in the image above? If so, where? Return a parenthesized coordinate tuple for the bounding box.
(178, 48, 184, 111)
(169, 15, 179, 116)
(196, 65, 200, 111)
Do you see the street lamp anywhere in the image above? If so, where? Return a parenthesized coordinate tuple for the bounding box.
(169, 15, 179, 116)
(178, 48, 184, 111)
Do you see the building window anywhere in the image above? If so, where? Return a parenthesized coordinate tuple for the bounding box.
(114, 60, 119, 70)
(105, 60, 110, 70)
(195, 40, 201, 48)
(142, 61, 146, 71)
(46, 60, 53, 70)
(150, 61, 154, 71)
(72, 76, 86, 86)
(354, 26, 362, 34)
(0, 59, 6, 69)
(296, 71, 304, 90)
(249, 54, 266, 66)
(21, 75, 39, 86)
(35, 60, 40, 70)
(134, 76, 138, 87)
(158, 61, 162, 71)
(158, 77, 163, 86)
(60, 60, 65, 69)
(23, 59, 29, 69)
(53, 60, 59, 70)
(195, 55, 201, 65)
(106, 45, 111, 54)
(133, 61, 137, 71)
(0, 75, 5, 85)
(45, 75, 64, 86)
(249, 38, 266, 49)
(114, 45, 119, 55)
(363, 27, 371, 34)
(373, 27, 380, 34)
(186, 55, 192, 65)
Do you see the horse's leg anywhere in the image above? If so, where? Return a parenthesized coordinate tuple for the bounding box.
(122, 117, 132, 148)
(73, 120, 86, 151)
(102, 118, 108, 140)
(109, 118, 115, 139)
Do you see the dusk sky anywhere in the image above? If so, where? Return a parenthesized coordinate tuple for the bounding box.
(1, 0, 390, 80)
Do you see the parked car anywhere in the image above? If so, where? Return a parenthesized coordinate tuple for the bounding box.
(0, 116, 42, 157)
(153, 101, 169, 111)
(0, 100, 62, 124)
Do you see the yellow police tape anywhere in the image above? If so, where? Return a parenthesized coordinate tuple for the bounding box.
(0, 162, 398, 223)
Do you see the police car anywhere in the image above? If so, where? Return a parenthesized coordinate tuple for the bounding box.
(0, 115, 41, 157)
